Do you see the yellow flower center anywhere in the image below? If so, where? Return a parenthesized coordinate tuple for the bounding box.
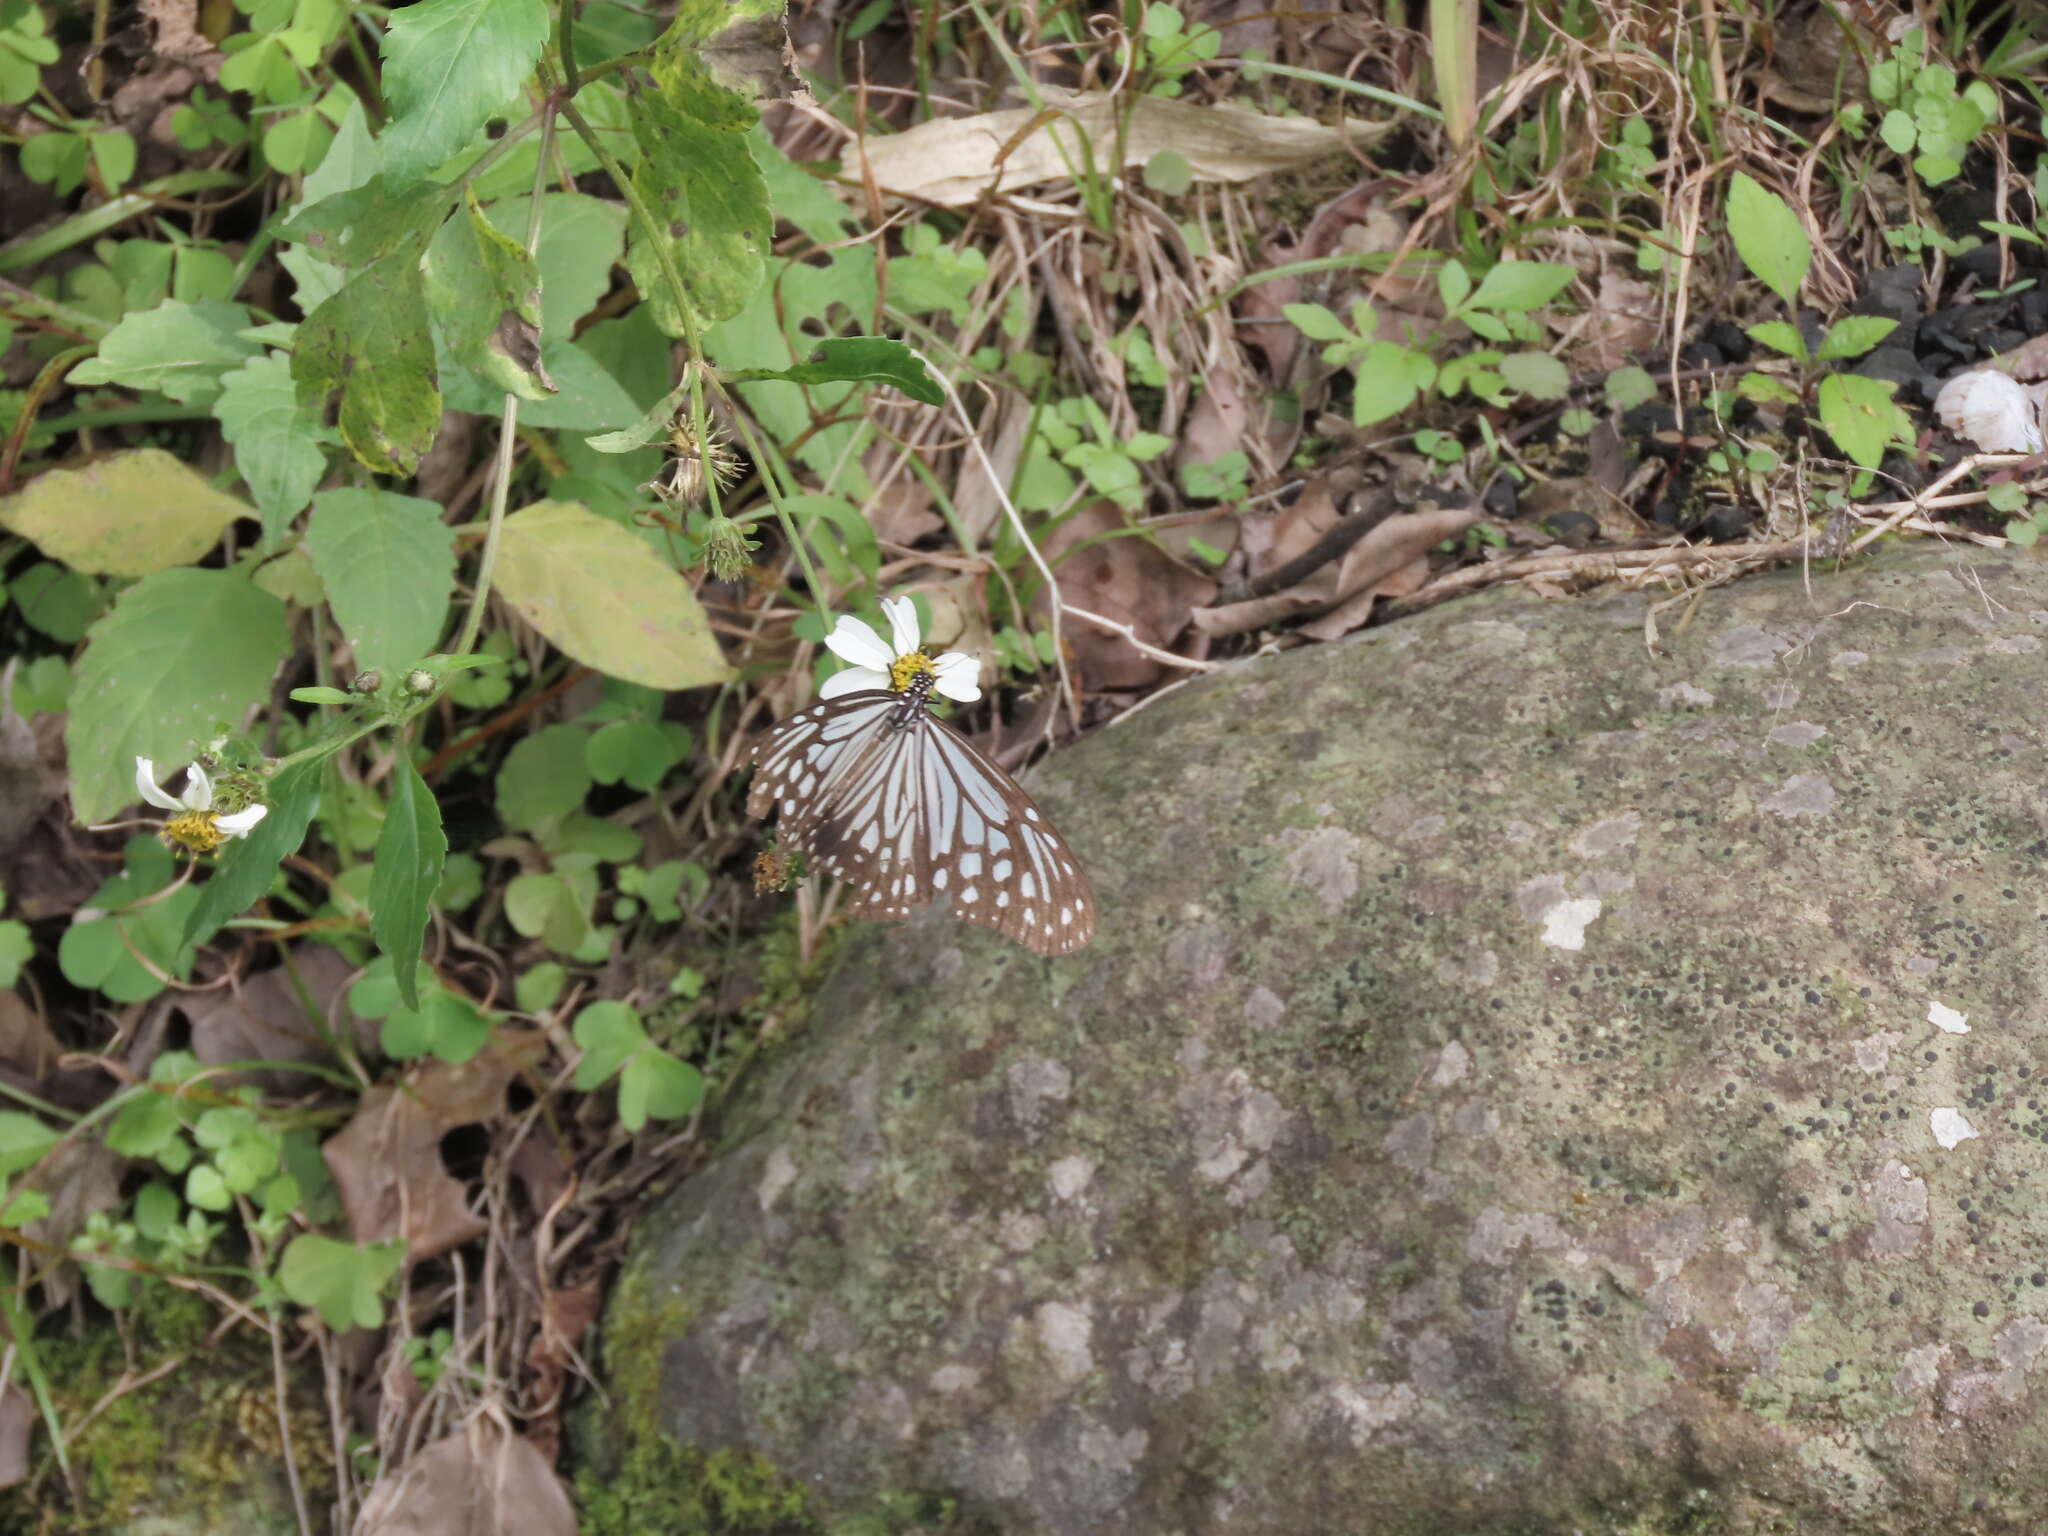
(163, 810, 229, 854)
(889, 651, 936, 692)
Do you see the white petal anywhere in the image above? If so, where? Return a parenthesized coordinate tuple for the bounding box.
(1935, 369, 2044, 454)
(134, 758, 184, 811)
(931, 651, 983, 702)
(181, 762, 215, 811)
(216, 805, 268, 836)
(825, 613, 894, 671)
(882, 596, 922, 658)
(820, 666, 890, 699)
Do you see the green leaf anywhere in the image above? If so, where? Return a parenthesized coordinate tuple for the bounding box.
(381, 988, 491, 1063)
(1466, 260, 1577, 312)
(215, 354, 329, 543)
(571, 1000, 644, 1090)
(421, 187, 552, 400)
(1350, 342, 1430, 426)
(106, 1090, 180, 1160)
(1743, 321, 1808, 360)
(0, 1113, 58, 1176)
(1603, 365, 1657, 412)
(378, 0, 551, 189)
(493, 501, 732, 688)
(303, 488, 456, 675)
(1142, 148, 1191, 195)
(1281, 302, 1350, 342)
(182, 758, 324, 946)
(277, 1234, 404, 1330)
(1497, 351, 1570, 399)
(505, 871, 593, 954)
(586, 719, 678, 790)
(515, 962, 566, 1012)
(1816, 315, 1898, 362)
(617, 1046, 704, 1131)
(67, 299, 259, 404)
(1912, 152, 1961, 185)
(292, 261, 442, 476)
(496, 723, 592, 831)
(368, 754, 446, 1012)
(0, 448, 252, 576)
(1817, 372, 1908, 470)
(1725, 172, 1810, 307)
(727, 337, 942, 405)
(625, 70, 771, 336)
(1879, 108, 1917, 154)
(65, 569, 289, 824)
(0, 921, 29, 989)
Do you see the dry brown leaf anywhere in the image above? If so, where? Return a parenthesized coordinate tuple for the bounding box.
(0, 990, 60, 1088)
(178, 945, 370, 1090)
(860, 86, 1381, 206)
(0, 1385, 28, 1490)
(354, 1423, 575, 1536)
(323, 1035, 541, 1263)
(1044, 503, 1214, 689)
(1193, 507, 1478, 639)
(21, 1141, 125, 1305)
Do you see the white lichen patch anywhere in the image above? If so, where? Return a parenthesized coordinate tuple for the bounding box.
(1988, 633, 2043, 655)
(1766, 721, 1828, 748)
(1465, 1206, 1569, 1265)
(1048, 1154, 1097, 1201)
(1327, 1380, 1416, 1447)
(930, 1362, 983, 1396)
(997, 1210, 1044, 1252)
(1764, 773, 1836, 817)
(1006, 1056, 1074, 1128)
(1928, 1001, 1970, 1035)
(1867, 1159, 1928, 1257)
(1852, 1030, 1904, 1072)
(1243, 986, 1286, 1029)
(1541, 897, 1603, 950)
(1657, 682, 1716, 708)
(1433, 948, 1500, 989)
(1711, 624, 1792, 668)
(1930, 1107, 1979, 1149)
(1829, 648, 1869, 669)
(1275, 824, 1362, 912)
(1430, 1041, 1471, 1086)
(1570, 812, 1642, 859)
(757, 1145, 798, 1212)
(1035, 1300, 1095, 1385)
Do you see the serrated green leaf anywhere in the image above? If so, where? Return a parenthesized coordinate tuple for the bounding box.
(292, 257, 442, 476)
(378, 0, 551, 190)
(1497, 351, 1570, 399)
(493, 501, 732, 688)
(728, 337, 942, 405)
(1816, 315, 1898, 362)
(1744, 320, 1808, 360)
(1282, 302, 1349, 342)
(65, 570, 289, 824)
(182, 758, 324, 947)
(1467, 260, 1577, 312)
(624, 72, 771, 337)
(1603, 365, 1657, 412)
(278, 1234, 404, 1330)
(303, 487, 456, 675)
(1817, 372, 1908, 470)
(421, 187, 552, 400)
(215, 354, 329, 544)
(1725, 172, 1810, 307)
(67, 299, 259, 404)
(368, 754, 445, 1011)
(0, 448, 251, 576)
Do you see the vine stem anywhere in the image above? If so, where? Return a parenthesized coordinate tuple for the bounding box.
(450, 102, 558, 658)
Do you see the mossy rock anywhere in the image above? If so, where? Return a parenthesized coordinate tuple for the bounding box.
(588, 547, 2048, 1534)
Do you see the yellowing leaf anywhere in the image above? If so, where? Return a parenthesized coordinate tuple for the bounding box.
(493, 501, 730, 688)
(0, 449, 251, 576)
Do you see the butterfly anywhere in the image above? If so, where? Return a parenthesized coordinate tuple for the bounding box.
(746, 598, 1095, 956)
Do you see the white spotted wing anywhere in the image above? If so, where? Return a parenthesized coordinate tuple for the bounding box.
(746, 690, 1095, 955)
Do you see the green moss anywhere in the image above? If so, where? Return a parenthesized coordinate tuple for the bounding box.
(578, 1441, 816, 1536)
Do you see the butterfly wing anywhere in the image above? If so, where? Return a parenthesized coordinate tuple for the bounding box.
(747, 691, 1096, 956)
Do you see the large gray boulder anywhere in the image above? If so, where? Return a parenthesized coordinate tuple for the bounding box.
(592, 548, 2048, 1534)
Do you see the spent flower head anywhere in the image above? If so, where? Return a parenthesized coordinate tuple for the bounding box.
(821, 596, 981, 702)
(132, 757, 268, 855)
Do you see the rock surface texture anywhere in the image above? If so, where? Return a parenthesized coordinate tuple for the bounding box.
(596, 548, 2048, 1534)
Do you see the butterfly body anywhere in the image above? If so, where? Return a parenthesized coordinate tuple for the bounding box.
(746, 683, 1096, 956)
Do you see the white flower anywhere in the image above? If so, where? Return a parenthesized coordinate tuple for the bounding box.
(819, 595, 982, 703)
(134, 757, 268, 851)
